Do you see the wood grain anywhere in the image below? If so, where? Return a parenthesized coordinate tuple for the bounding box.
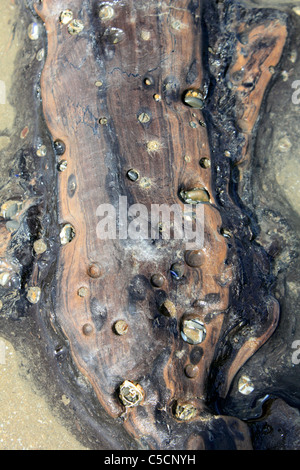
(231, 19, 287, 173)
(34, 0, 287, 449)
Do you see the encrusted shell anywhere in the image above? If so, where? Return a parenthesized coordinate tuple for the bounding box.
(68, 19, 84, 35)
(174, 402, 197, 421)
(181, 317, 207, 345)
(60, 9, 73, 25)
(119, 380, 144, 407)
(27, 286, 41, 304)
(180, 187, 210, 204)
(183, 89, 205, 109)
(60, 224, 76, 245)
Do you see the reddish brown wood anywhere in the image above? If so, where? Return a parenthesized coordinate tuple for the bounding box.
(34, 0, 287, 449)
(231, 20, 287, 174)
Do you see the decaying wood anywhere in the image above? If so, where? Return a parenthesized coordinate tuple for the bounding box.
(231, 19, 287, 173)
(33, 0, 287, 449)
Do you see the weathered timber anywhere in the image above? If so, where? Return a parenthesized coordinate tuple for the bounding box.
(31, 0, 287, 449)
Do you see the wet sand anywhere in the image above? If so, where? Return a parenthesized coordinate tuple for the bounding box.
(0, 336, 87, 450)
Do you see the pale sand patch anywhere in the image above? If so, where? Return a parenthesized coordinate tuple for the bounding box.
(0, 337, 88, 450)
(0, 0, 20, 131)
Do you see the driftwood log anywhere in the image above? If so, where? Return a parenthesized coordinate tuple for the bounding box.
(28, 0, 288, 449)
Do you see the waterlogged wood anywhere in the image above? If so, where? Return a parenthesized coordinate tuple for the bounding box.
(231, 20, 287, 171)
(34, 0, 286, 449)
